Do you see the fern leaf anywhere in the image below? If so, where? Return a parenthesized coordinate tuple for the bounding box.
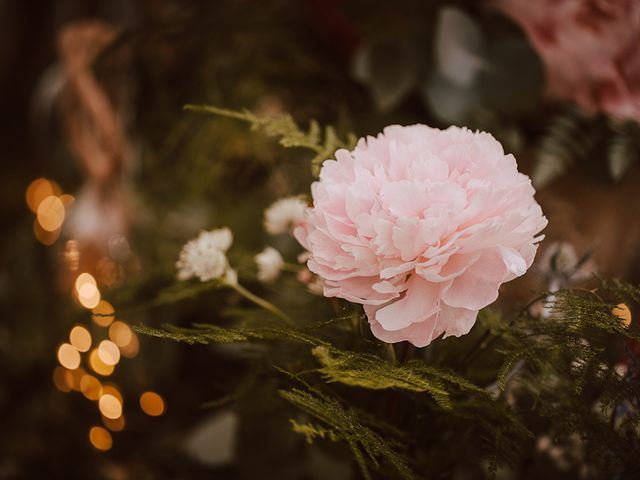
(533, 108, 602, 188)
(184, 104, 355, 176)
(280, 387, 414, 480)
(134, 322, 326, 346)
(497, 350, 525, 391)
(289, 419, 339, 444)
(312, 346, 485, 410)
(608, 120, 640, 181)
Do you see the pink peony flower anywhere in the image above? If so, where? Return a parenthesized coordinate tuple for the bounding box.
(295, 125, 547, 347)
(494, 0, 640, 122)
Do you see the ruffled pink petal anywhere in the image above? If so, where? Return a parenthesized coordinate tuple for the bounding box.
(441, 249, 507, 310)
(374, 275, 441, 331)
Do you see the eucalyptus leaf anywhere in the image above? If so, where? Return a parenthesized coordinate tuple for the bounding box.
(434, 7, 484, 88)
(422, 72, 481, 123)
(475, 37, 543, 114)
(352, 39, 419, 112)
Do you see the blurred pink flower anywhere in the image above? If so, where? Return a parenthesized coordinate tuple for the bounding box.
(495, 0, 640, 121)
(295, 125, 547, 347)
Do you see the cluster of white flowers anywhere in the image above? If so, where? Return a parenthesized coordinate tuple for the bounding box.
(263, 196, 307, 235)
(176, 228, 234, 282)
(255, 247, 284, 283)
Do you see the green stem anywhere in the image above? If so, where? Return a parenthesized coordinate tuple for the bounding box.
(229, 282, 294, 326)
(385, 343, 398, 365)
(281, 263, 302, 273)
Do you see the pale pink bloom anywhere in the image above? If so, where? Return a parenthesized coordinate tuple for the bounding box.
(295, 125, 547, 347)
(297, 268, 324, 296)
(255, 246, 284, 283)
(494, 0, 640, 121)
(176, 228, 233, 282)
(264, 196, 307, 235)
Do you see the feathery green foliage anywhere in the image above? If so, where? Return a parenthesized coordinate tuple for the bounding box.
(289, 419, 339, 444)
(608, 120, 640, 181)
(280, 387, 414, 480)
(312, 345, 482, 409)
(533, 108, 604, 188)
(134, 322, 326, 346)
(184, 104, 357, 176)
(485, 280, 640, 475)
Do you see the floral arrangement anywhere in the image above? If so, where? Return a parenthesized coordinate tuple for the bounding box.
(18, 1, 640, 478)
(134, 107, 640, 479)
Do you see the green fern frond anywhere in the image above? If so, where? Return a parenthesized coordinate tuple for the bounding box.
(497, 350, 525, 391)
(134, 323, 250, 345)
(134, 322, 327, 346)
(184, 104, 356, 176)
(289, 419, 339, 444)
(280, 387, 414, 480)
(533, 108, 603, 188)
(313, 345, 486, 409)
(608, 120, 640, 181)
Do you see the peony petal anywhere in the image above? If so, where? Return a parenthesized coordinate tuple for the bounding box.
(366, 305, 441, 348)
(374, 275, 441, 331)
(439, 304, 479, 338)
(441, 249, 507, 310)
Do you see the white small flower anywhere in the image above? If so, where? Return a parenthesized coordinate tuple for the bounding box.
(255, 246, 284, 283)
(176, 228, 233, 282)
(264, 196, 307, 235)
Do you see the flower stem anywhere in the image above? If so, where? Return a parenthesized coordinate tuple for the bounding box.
(281, 263, 303, 273)
(384, 343, 398, 365)
(229, 282, 294, 326)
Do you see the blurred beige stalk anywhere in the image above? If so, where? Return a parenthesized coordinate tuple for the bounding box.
(57, 20, 134, 284)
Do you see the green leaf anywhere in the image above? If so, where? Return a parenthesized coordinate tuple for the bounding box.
(312, 345, 483, 410)
(497, 350, 524, 391)
(280, 387, 414, 480)
(134, 322, 326, 346)
(352, 39, 419, 112)
(184, 104, 356, 177)
(533, 108, 603, 188)
(608, 120, 640, 181)
(289, 419, 339, 444)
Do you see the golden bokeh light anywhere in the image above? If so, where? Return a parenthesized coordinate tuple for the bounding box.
(26, 178, 61, 212)
(92, 300, 115, 327)
(89, 348, 115, 376)
(99, 394, 123, 419)
(69, 325, 92, 352)
(120, 332, 140, 358)
(70, 367, 86, 391)
(79, 374, 102, 401)
(52, 367, 74, 392)
(101, 384, 123, 403)
(36, 195, 65, 232)
(98, 340, 120, 366)
(89, 426, 112, 451)
(33, 219, 61, 245)
(109, 321, 132, 348)
(102, 414, 125, 432)
(75, 272, 96, 291)
(57, 343, 81, 370)
(75, 273, 101, 308)
(59, 193, 75, 206)
(613, 303, 632, 327)
(140, 391, 165, 416)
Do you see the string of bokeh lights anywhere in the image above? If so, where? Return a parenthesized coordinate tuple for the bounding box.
(27, 177, 165, 452)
